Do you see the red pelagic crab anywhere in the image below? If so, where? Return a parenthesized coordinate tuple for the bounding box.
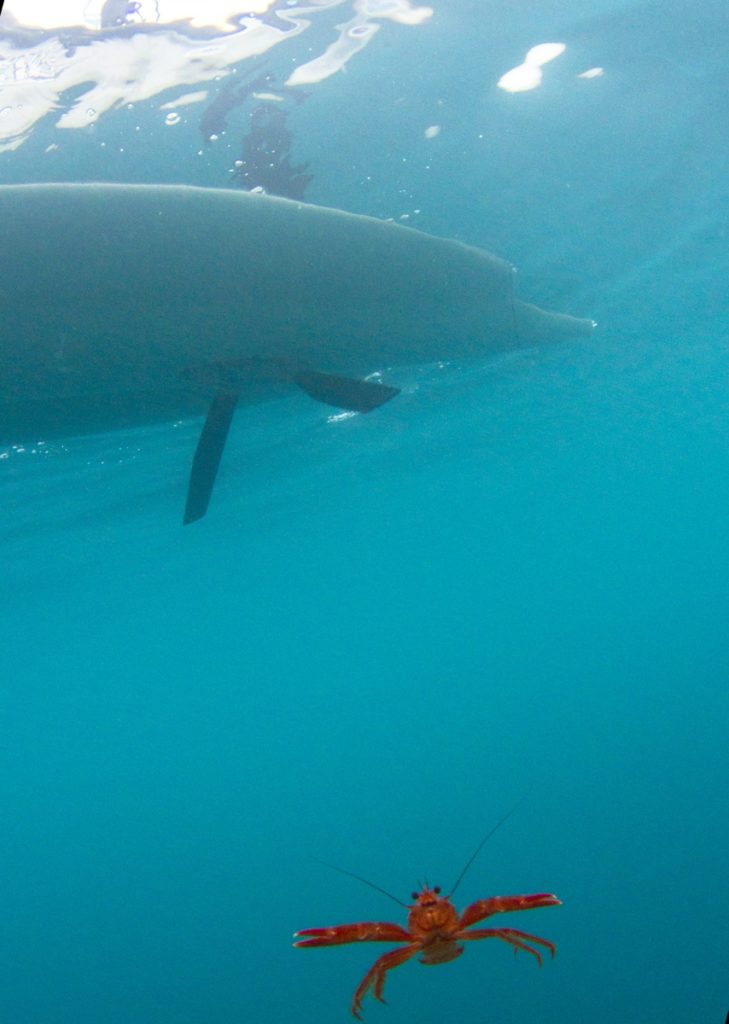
(294, 815, 560, 1018)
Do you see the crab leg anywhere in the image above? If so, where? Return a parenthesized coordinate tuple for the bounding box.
(459, 892, 561, 929)
(294, 921, 411, 947)
(458, 926, 556, 965)
(351, 944, 419, 1020)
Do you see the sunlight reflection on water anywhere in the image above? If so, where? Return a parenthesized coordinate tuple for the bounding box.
(0, 0, 432, 151)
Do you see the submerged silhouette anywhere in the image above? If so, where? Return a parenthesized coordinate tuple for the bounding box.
(1, 183, 594, 524)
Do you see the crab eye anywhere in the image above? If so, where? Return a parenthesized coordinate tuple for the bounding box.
(433, 885, 441, 894)
(411, 892, 419, 901)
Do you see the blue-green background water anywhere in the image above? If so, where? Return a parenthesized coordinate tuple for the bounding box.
(2, 1, 728, 1021)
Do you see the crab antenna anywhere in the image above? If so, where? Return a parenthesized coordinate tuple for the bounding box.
(312, 857, 408, 909)
(448, 796, 528, 898)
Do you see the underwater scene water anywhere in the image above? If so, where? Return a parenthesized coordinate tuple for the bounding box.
(1, 1, 728, 1022)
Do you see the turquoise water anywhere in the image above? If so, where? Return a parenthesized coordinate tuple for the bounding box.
(2, 2, 729, 1022)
